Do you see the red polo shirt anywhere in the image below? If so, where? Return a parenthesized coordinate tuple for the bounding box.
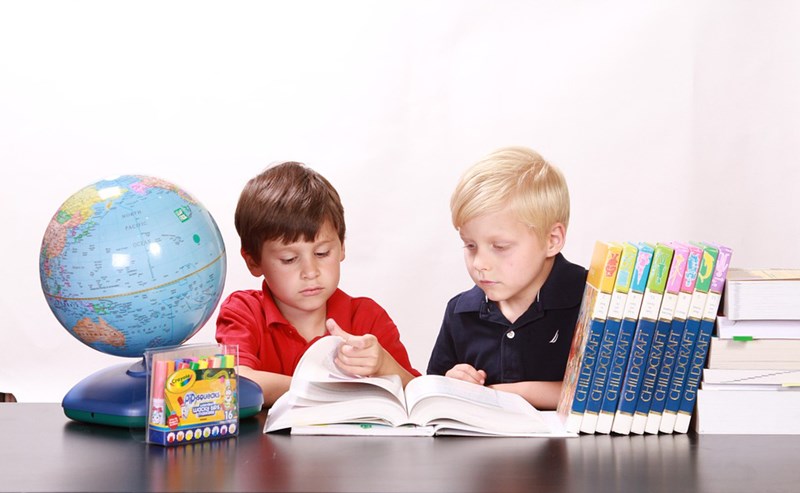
(215, 281, 420, 377)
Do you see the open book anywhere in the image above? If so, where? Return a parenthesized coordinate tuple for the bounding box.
(264, 336, 574, 437)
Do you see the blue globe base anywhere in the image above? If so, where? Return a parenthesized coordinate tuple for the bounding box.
(62, 359, 264, 428)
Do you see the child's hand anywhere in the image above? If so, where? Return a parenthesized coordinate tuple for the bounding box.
(445, 364, 487, 385)
(326, 319, 385, 377)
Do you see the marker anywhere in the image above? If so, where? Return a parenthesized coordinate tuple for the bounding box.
(178, 395, 188, 419)
(150, 360, 167, 426)
(732, 336, 753, 342)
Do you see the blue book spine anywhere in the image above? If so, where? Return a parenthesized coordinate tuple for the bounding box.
(646, 317, 685, 429)
(597, 318, 635, 425)
(675, 318, 713, 428)
(660, 317, 699, 432)
(630, 317, 672, 433)
(571, 319, 607, 417)
(612, 317, 656, 434)
(582, 319, 619, 426)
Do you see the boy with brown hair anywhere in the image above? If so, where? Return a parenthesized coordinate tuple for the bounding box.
(216, 161, 419, 406)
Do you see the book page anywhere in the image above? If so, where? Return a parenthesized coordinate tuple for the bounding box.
(289, 423, 436, 437)
(265, 392, 410, 432)
(403, 375, 550, 434)
(433, 411, 577, 437)
(405, 375, 504, 409)
(291, 378, 405, 405)
(290, 336, 405, 404)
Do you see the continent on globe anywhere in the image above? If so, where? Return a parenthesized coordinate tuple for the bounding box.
(72, 316, 126, 348)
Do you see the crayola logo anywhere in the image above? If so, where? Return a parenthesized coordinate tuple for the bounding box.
(166, 368, 196, 393)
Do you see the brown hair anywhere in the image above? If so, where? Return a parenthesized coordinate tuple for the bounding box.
(235, 162, 345, 262)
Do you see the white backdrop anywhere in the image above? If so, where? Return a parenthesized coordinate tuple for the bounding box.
(1, 1, 798, 402)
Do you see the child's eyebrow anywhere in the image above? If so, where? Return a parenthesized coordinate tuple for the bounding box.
(313, 237, 336, 247)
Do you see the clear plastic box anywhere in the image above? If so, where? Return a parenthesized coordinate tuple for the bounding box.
(145, 343, 239, 446)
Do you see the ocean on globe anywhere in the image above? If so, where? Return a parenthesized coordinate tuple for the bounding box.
(39, 175, 227, 358)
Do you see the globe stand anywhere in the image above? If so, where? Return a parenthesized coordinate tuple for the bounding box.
(62, 358, 264, 428)
(62, 358, 149, 428)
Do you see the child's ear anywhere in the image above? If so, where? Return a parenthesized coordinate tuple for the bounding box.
(241, 248, 263, 277)
(545, 223, 566, 257)
(339, 241, 346, 262)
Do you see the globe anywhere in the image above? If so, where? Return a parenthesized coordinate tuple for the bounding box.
(39, 175, 227, 358)
(36, 174, 263, 427)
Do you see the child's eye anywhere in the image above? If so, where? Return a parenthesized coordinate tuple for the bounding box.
(315, 250, 331, 258)
(492, 243, 509, 251)
(462, 243, 476, 251)
(280, 256, 298, 265)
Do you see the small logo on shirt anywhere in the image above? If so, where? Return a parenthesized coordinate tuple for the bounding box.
(549, 330, 559, 344)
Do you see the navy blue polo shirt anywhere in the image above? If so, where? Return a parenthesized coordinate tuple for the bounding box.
(427, 253, 587, 384)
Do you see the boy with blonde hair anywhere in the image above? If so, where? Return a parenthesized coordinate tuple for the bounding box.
(427, 146, 586, 410)
(216, 161, 419, 406)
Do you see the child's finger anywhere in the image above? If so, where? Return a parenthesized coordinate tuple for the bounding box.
(446, 364, 485, 385)
(326, 319, 369, 349)
(326, 319, 351, 342)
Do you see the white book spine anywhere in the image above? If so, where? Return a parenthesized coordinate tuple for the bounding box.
(595, 411, 614, 435)
(607, 290, 628, 320)
(673, 291, 693, 320)
(630, 412, 647, 435)
(611, 413, 633, 435)
(659, 413, 677, 434)
(658, 292, 679, 323)
(623, 292, 644, 320)
(639, 290, 662, 322)
(592, 291, 613, 320)
(687, 292, 708, 321)
(644, 413, 661, 435)
(703, 292, 722, 321)
(674, 411, 692, 433)
(579, 413, 598, 434)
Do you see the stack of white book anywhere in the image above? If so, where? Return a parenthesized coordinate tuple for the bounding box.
(695, 269, 800, 434)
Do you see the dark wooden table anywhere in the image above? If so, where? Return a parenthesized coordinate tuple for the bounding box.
(1, 403, 798, 492)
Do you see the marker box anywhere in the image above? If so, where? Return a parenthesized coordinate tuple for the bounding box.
(145, 343, 240, 446)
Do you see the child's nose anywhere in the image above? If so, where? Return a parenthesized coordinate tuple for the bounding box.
(471, 252, 489, 272)
(300, 258, 321, 279)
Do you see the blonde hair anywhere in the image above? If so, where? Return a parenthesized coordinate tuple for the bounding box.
(450, 146, 570, 241)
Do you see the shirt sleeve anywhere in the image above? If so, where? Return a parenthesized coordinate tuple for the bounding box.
(214, 291, 263, 370)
